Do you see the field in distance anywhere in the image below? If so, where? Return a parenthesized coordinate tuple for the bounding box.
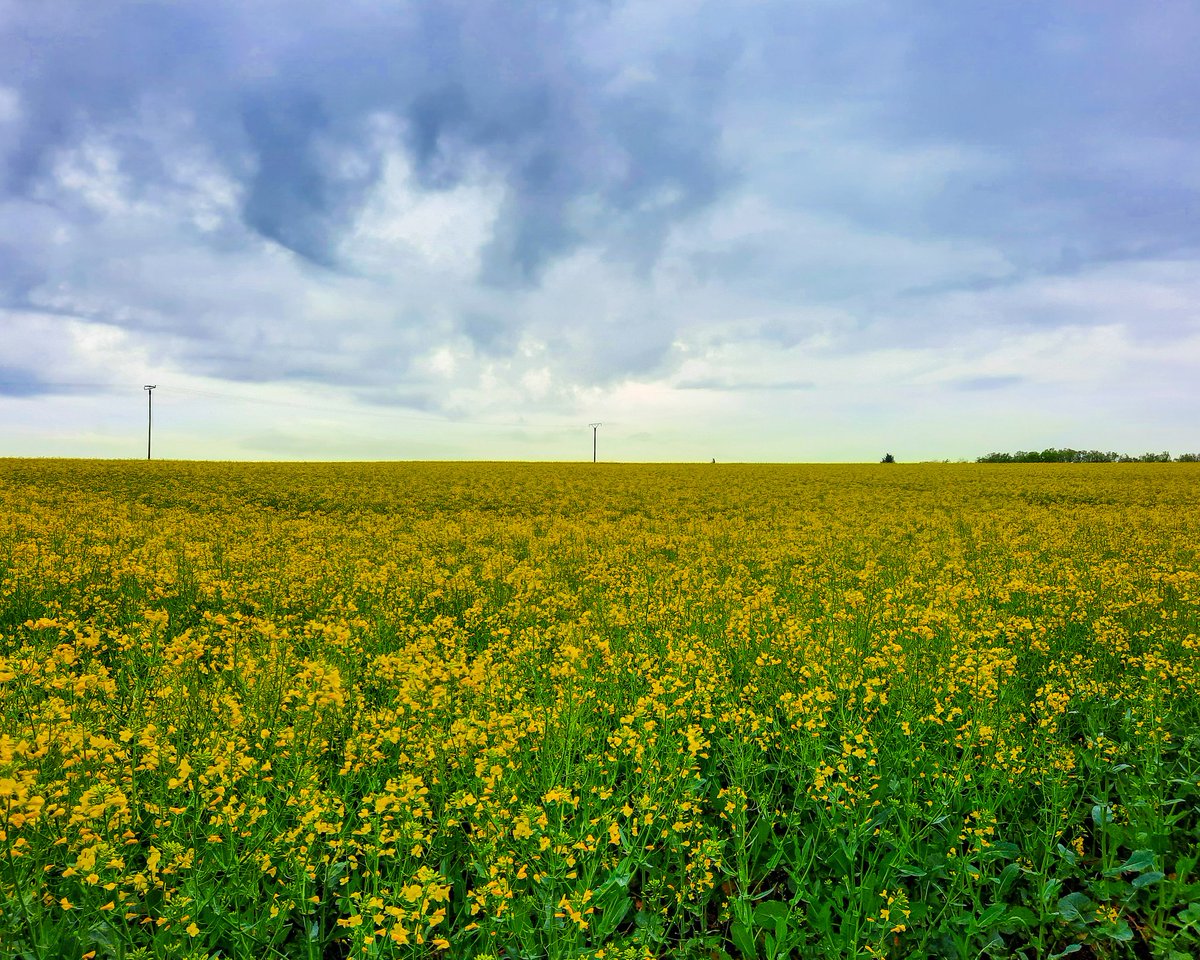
(2, 460, 1199, 959)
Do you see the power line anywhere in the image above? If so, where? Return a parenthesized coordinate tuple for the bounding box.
(165, 385, 591, 431)
(2, 378, 619, 443)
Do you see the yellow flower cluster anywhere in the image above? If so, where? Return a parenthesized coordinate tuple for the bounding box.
(1, 460, 1197, 958)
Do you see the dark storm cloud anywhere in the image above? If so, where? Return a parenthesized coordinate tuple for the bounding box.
(0, 363, 49, 396)
(953, 375, 1024, 392)
(0, 239, 45, 299)
(879, 0, 1200, 267)
(2, 0, 1198, 421)
(238, 91, 384, 267)
(1, 3, 232, 189)
(459, 313, 516, 357)
(0, 364, 107, 396)
(701, 0, 1200, 296)
(0, 0, 730, 278)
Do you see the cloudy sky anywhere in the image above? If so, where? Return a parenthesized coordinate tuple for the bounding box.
(1, 0, 1197, 461)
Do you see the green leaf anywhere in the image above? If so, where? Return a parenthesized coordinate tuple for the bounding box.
(1131, 870, 1165, 889)
(1049, 944, 1083, 959)
(997, 862, 1023, 896)
(731, 920, 758, 959)
(982, 841, 1021, 861)
(1104, 849, 1156, 876)
(753, 901, 790, 928)
(1057, 891, 1095, 923)
(1178, 901, 1200, 926)
(594, 896, 632, 938)
(764, 843, 788, 873)
(85, 923, 117, 950)
(978, 903, 1007, 928)
(1105, 919, 1134, 942)
(998, 906, 1038, 933)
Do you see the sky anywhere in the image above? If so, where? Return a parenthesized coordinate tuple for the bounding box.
(1, 0, 1198, 462)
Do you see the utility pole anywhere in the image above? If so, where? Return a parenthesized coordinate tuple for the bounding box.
(144, 385, 156, 460)
(589, 422, 602, 463)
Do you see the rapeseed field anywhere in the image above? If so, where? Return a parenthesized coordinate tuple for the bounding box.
(2, 460, 1198, 960)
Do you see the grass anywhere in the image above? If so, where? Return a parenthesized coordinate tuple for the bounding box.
(1, 460, 1199, 959)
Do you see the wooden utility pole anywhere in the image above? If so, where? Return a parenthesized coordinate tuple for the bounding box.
(144, 385, 156, 459)
(589, 422, 602, 463)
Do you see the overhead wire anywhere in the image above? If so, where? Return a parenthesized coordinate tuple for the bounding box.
(0, 380, 607, 431)
(165, 385, 593, 430)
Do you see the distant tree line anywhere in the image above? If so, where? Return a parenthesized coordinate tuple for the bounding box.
(977, 448, 1200, 463)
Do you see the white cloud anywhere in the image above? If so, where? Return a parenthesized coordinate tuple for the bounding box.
(0, 85, 18, 123)
(340, 136, 504, 277)
(3, 1, 1199, 461)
